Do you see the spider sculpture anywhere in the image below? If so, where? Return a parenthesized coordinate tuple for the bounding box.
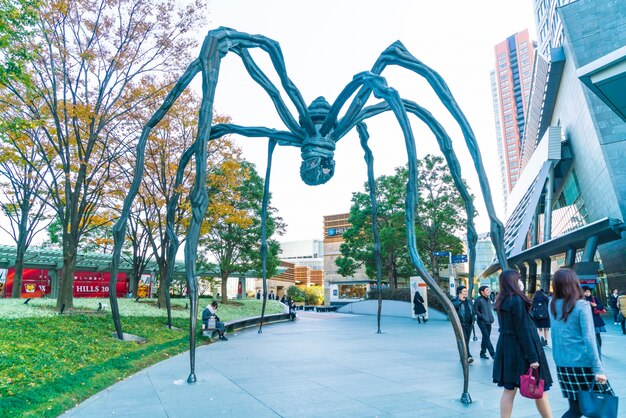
(108, 27, 508, 403)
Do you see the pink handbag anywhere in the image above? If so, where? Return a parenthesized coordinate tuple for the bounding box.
(520, 367, 545, 399)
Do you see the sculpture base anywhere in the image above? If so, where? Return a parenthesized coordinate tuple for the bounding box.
(460, 392, 472, 404)
(187, 373, 197, 383)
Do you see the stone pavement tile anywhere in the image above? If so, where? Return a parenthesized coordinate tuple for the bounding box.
(283, 404, 392, 418)
(309, 373, 416, 398)
(165, 397, 282, 417)
(252, 388, 333, 406)
(357, 390, 462, 416)
(234, 377, 324, 395)
(63, 402, 168, 418)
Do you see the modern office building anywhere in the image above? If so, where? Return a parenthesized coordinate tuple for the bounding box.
(492, 29, 536, 193)
(490, 69, 510, 206)
(482, 0, 626, 293)
(533, 0, 575, 59)
(322, 213, 370, 305)
(278, 239, 324, 271)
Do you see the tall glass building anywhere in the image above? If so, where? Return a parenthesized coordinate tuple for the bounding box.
(492, 30, 536, 193)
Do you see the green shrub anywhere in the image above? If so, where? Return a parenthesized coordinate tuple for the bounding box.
(367, 286, 452, 314)
(287, 285, 305, 302)
(367, 287, 410, 301)
(304, 286, 324, 305)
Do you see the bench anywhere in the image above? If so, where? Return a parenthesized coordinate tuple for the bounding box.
(201, 313, 292, 339)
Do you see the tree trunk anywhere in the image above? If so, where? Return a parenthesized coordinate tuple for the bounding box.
(11, 242, 26, 298)
(221, 272, 228, 304)
(157, 263, 168, 308)
(131, 274, 140, 298)
(57, 244, 77, 312)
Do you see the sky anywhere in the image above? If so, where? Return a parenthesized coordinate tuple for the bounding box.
(0, 0, 537, 247)
(202, 0, 536, 243)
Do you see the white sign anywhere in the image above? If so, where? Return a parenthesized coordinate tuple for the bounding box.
(449, 276, 455, 296)
(410, 276, 428, 320)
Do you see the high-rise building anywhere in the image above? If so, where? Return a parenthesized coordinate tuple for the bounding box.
(481, 0, 626, 292)
(490, 69, 509, 206)
(533, 0, 575, 58)
(492, 29, 536, 193)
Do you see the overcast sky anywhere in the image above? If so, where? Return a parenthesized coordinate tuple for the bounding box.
(204, 0, 536, 243)
(0, 0, 537, 247)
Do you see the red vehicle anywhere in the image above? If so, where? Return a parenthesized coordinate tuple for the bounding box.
(1, 268, 128, 298)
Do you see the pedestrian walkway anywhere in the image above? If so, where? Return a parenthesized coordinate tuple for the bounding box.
(62, 312, 626, 417)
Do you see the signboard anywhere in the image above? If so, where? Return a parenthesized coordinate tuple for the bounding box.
(410, 276, 428, 320)
(72, 271, 128, 298)
(432, 251, 450, 257)
(451, 254, 468, 264)
(0, 268, 6, 297)
(327, 227, 348, 237)
(3, 268, 49, 298)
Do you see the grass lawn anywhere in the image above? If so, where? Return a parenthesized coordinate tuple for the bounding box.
(0, 297, 286, 417)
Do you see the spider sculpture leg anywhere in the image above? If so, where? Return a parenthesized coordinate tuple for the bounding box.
(349, 100, 479, 298)
(329, 71, 473, 403)
(258, 139, 277, 333)
(110, 58, 203, 340)
(112, 26, 311, 383)
(355, 122, 384, 334)
(327, 42, 507, 279)
(164, 145, 196, 329)
(371, 41, 507, 273)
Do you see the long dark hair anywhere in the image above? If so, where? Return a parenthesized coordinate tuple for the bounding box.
(494, 269, 532, 311)
(550, 268, 583, 322)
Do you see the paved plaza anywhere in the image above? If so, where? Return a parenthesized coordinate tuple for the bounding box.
(62, 311, 626, 417)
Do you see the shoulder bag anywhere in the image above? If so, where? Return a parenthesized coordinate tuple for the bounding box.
(578, 380, 619, 418)
(519, 367, 544, 399)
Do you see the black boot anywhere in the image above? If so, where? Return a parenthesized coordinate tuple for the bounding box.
(417, 316, 422, 324)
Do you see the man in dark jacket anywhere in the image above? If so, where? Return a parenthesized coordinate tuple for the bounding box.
(474, 285, 495, 359)
(453, 285, 475, 363)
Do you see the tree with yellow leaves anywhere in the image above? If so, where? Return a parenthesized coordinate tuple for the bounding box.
(0, 0, 205, 311)
(0, 125, 53, 297)
(199, 160, 285, 304)
(120, 88, 241, 321)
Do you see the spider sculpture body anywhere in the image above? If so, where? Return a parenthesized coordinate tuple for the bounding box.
(109, 27, 508, 404)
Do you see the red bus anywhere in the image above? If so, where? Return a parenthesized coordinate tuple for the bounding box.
(1, 268, 129, 298)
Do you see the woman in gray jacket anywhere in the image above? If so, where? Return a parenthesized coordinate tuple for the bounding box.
(549, 268, 614, 418)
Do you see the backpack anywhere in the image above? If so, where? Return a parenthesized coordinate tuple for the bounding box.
(533, 300, 549, 319)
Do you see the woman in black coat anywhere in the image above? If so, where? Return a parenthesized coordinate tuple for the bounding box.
(413, 291, 427, 323)
(582, 286, 606, 356)
(493, 269, 553, 418)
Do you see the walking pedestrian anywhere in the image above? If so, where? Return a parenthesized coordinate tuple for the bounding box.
(452, 285, 475, 363)
(532, 289, 551, 346)
(609, 288, 620, 325)
(474, 285, 495, 359)
(549, 268, 614, 418)
(582, 286, 606, 356)
(618, 290, 626, 335)
(493, 269, 553, 418)
(413, 290, 427, 323)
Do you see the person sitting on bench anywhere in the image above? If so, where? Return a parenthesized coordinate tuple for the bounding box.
(202, 301, 228, 341)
